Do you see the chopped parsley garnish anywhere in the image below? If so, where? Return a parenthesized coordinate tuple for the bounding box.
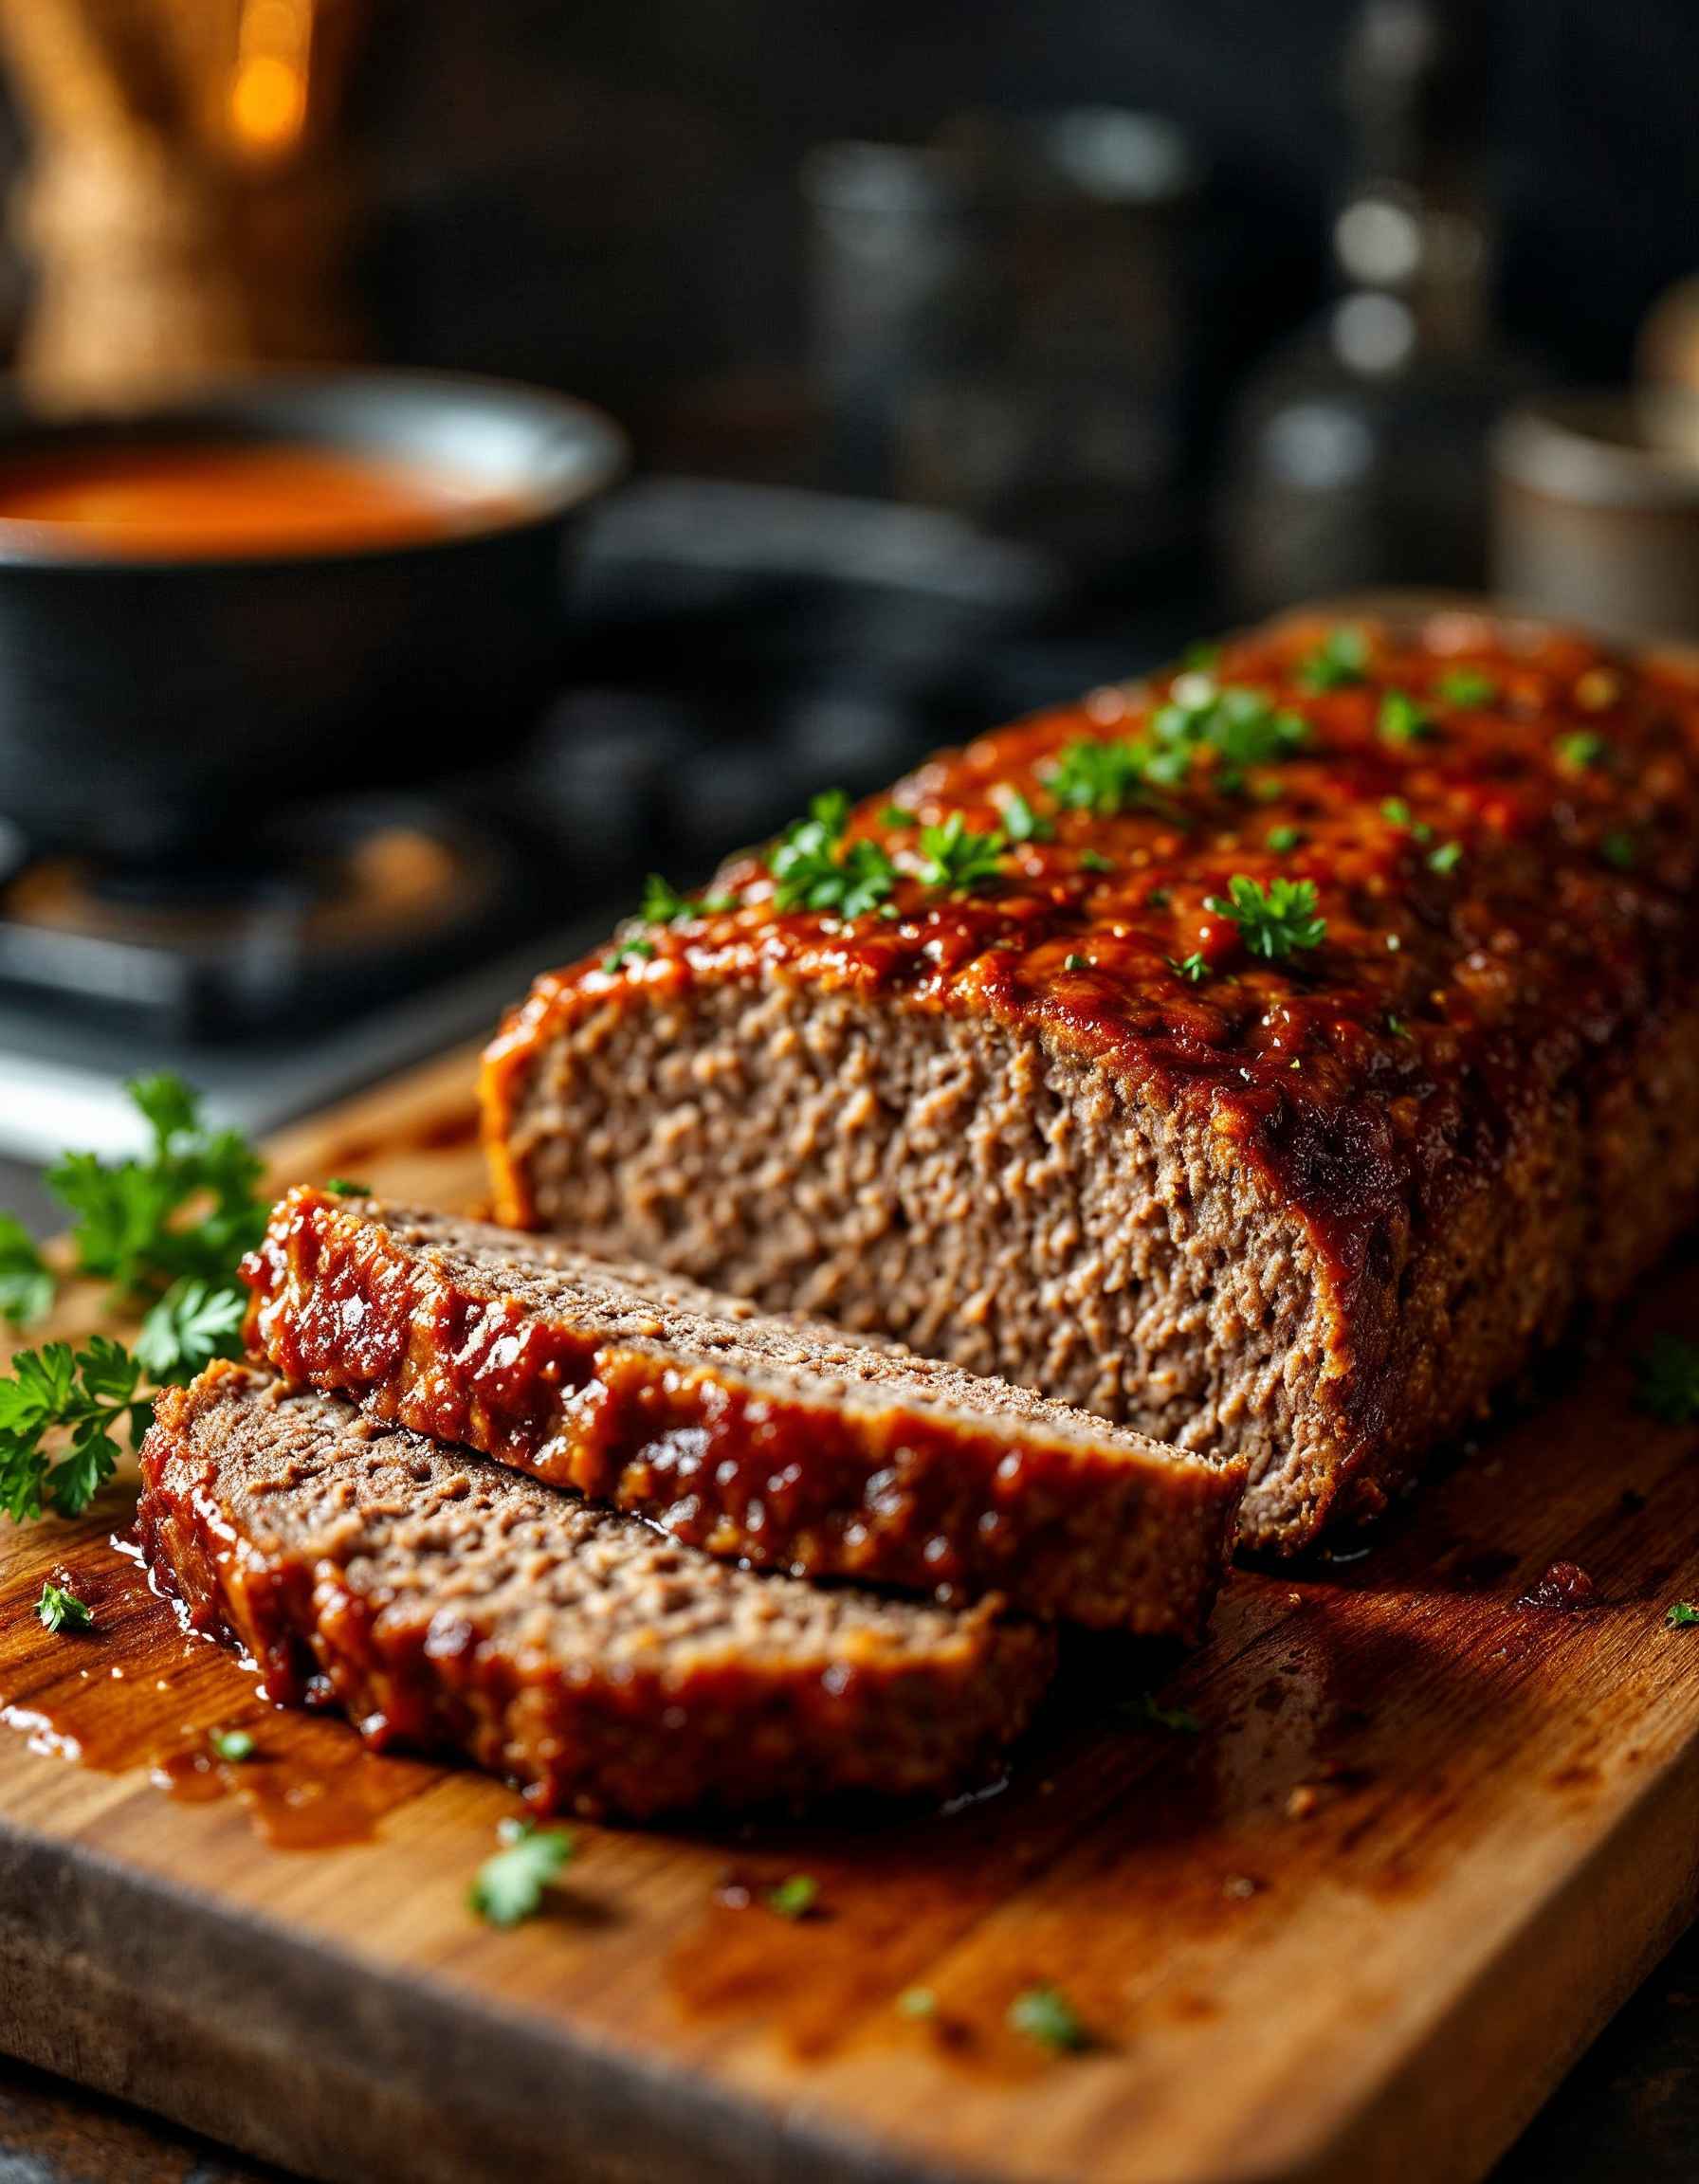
(1180, 640, 1221, 671)
(1153, 679, 1309, 792)
(1203, 875, 1326, 961)
(134, 1279, 246, 1382)
(0, 1338, 154, 1522)
(914, 813, 1008, 895)
(36, 1580, 92, 1633)
(1385, 1013, 1411, 1039)
(469, 1818, 575, 1927)
(1667, 1602, 1699, 1629)
(1167, 952, 1209, 984)
(1078, 847, 1114, 873)
(0, 1216, 52, 1332)
(1436, 669, 1498, 707)
(878, 804, 912, 829)
(1297, 625, 1369, 691)
(1265, 824, 1302, 853)
(210, 1728, 256, 1763)
(1380, 796, 1434, 844)
(1637, 1335, 1699, 1424)
(898, 1986, 938, 2019)
(1600, 831, 1637, 872)
(1378, 689, 1434, 745)
(770, 792, 898, 918)
(1556, 731, 1605, 773)
(997, 790, 1054, 845)
(601, 935, 657, 973)
(1008, 1984, 1089, 2053)
(1045, 737, 1156, 817)
(1145, 885, 1171, 908)
(766, 1873, 820, 1920)
(639, 873, 737, 924)
(1064, 953, 1090, 972)
(322, 1178, 370, 1198)
(1427, 840, 1464, 875)
(1120, 1689, 1202, 1735)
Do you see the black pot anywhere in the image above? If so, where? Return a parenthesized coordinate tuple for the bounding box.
(0, 370, 627, 861)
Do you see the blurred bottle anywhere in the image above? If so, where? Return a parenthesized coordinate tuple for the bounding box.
(1219, 0, 1540, 613)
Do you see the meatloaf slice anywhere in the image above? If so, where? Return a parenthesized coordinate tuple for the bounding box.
(483, 605, 1699, 1550)
(137, 1362, 1056, 1820)
(242, 1186, 1243, 1636)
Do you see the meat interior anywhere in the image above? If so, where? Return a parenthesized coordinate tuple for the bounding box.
(504, 980, 1342, 1530)
(156, 1371, 1018, 1674)
(367, 1204, 1221, 1468)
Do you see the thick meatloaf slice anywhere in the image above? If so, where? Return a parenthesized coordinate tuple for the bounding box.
(137, 1362, 1056, 1820)
(243, 1187, 1243, 1636)
(484, 605, 1699, 1550)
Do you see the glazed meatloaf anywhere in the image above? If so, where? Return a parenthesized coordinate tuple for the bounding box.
(243, 1186, 1243, 1635)
(484, 605, 1699, 1549)
(137, 1362, 1056, 1819)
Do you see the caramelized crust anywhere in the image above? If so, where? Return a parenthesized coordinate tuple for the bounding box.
(137, 1362, 1057, 1821)
(483, 607, 1699, 1545)
(243, 1188, 1243, 1636)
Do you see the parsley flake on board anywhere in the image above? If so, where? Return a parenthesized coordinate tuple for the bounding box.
(766, 1873, 821, 1920)
(1008, 1984, 1090, 2053)
(1378, 689, 1434, 745)
(210, 1729, 256, 1763)
(770, 792, 898, 918)
(36, 1579, 92, 1633)
(1636, 1336, 1699, 1424)
(469, 1818, 575, 1927)
(1436, 669, 1498, 707)
(1203, 875, 1326, 961)
(1667, 1603, 1699, 1629)
(914, 812, 1008, 895)
(1120, 1690, 1202, 1735)
(1297, 625, 1369, 691)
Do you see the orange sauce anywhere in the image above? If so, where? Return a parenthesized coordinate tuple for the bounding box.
(0, 443, 521, 559)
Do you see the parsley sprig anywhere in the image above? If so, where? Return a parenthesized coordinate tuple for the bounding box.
(1008, 1984, 1090, 2053)
(37, 1579, 93, 1632)
(914, 813, 1007, 895)
(1298, 625, 1369, 691)
(0, 1338, 154, 1521)
(469, 1817, 576, 1927)
(770, 792, 898, 918)
(1203, 875, 1326, 961)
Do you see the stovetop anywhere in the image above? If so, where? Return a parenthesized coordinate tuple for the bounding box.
(0, 477, 1215, 1164)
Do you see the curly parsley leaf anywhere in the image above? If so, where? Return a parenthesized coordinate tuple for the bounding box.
(44, 1075, 265, 1303)
(1153, 678, 1308, 792)
(1044, 737, 1161, 815)
(135, 1279, 246, 1382)
(469, 1817, 575, 1927)
(1666, 1602, 1699, 1629)
(1297, 626, 1369, 691)
(914, 813, 1007, 895)
(1203, 874, 1326, 961)
(770, 792, 898, 919)
(0, 1337, 152, 1522)
(1637, 1335, 1699, 1424)
(37, 1579, 92, 1633)
(0, 1216, 53, 1331)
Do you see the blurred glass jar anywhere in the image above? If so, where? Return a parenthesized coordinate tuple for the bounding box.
(802, 109, 1205, 577)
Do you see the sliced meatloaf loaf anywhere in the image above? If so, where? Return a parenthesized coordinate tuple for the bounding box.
(484, 605, 1699, 1550)
(242, 1186, 1243, 1636)
(138, 1362, 1056, 1819)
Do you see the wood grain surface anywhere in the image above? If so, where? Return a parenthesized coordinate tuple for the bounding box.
(1, 1040, 1698, 2184)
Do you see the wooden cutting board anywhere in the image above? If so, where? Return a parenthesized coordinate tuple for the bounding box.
(1, 1041, 1698, 2184)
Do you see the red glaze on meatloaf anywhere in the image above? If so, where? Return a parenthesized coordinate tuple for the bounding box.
(138, 1362, 1057, 1821)
(483, 605, 1699, 1548)
(243, 1188, 1244, 1636)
